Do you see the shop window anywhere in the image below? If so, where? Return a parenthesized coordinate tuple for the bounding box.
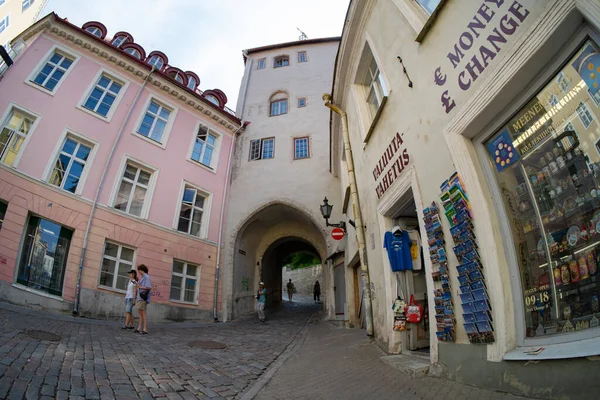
(99, 241, 135, 291)
(0, 200, 6, 230)
(0, 106, 36, 167)
(16, 215, 73, 296)
(484, 40, 600, 339)
(249, 137, 274, 161)
(170, 260, 199, 303)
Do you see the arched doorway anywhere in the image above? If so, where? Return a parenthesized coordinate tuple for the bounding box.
(228, 202, 328, 318)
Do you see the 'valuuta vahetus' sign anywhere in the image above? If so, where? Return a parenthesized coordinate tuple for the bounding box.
(373, 132, 410, 199)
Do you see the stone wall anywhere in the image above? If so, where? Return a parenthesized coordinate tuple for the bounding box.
(282, 265, 323, 298)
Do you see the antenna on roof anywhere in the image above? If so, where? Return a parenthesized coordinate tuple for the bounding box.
(297, 28, 308, 41)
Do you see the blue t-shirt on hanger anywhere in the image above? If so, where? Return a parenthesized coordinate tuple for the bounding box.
(383, 230, 413, 271)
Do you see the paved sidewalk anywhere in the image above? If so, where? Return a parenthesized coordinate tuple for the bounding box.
(0, 300, 315, 400)
(255, 321, 533, 400)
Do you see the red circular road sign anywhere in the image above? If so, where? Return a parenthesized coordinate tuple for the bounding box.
(331, 227, 345, 240)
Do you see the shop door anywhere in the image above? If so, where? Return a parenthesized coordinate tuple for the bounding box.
(334, 263, 346, 316)
(406, 269, 430, 350)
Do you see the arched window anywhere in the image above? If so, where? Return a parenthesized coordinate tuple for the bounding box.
(274, 55, 289, 68)
(124, 47, 141, 59)
(85, 27, 102, 37)
(111, 36, 127, 47)
(270, 92, 288, 116)
(167, 71, 184, 84)
(147, 55, 164, 70)
(205, 95, 219, 106)
(187, 76, 197, 90)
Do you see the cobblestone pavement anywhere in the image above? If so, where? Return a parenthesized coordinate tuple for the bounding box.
(0, 300, 315, 400)
(255, 321, 535, 400)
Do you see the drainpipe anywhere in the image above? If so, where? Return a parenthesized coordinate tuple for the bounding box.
(73, 67, 156, 315)
(322, 93, 374, 337)
(213, 120, 245, 320)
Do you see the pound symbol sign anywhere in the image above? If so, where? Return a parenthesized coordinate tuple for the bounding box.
(441, 90, 456, 114)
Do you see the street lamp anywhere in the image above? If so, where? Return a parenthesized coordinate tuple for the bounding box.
(319, 197, 349, 231)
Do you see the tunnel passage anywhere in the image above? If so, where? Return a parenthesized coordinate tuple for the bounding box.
(231, 202, 327, 318)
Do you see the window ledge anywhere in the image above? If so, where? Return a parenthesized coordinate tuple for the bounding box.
(12, 283, 64, 302)
(25, 80, 57, 96)
(76, 105, 112, 123)
(504, 335, 600, 361)
(186, 158, 217, 174)
(169, 299, 198, 306)
(97, 285, 127, 295)
(132, 132, 167, 149)
(363, 96, 388, 144)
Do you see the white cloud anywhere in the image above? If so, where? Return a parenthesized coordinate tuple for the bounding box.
(41, 0, 349, 110)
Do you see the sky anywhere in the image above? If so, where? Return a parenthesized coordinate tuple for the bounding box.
(40, 0, 350, 111)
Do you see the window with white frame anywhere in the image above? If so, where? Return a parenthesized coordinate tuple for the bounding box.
(191, 124, 217, 167)
(294, 137, 309, 159)
(577, 102, 594, 129)
(356, 43, 388, 120)
(111, 35, 127, 47)
(589, 89, 600, 107)
(298, 51, 307, 63)
(0, 200, 6, 231)
(124, 47, 141, 59)
(274, 56, 289, 68)
(31, 50, 74, 92)
(49, 136, 92, 194)
(137, 100, 171, 143)
(270, 98, 288, 116)
(0, 107, 35, 167)
(83, 74, 123, 117)
(257, 58, 266, 70)
(170, 260, 199, 303)
(187, 76, 197, 90)
(556, 72, 570, 92)
(85, 26, 102, 37)
(177, 186, 208, 237)
(114, 163, 153, 217)
(22, 0, 34, 12)
(205, 95, 219, 106)
(298, 97, 307, 108)
(249, 137, 274, 161)
(0, 15, 9, 35)
(147, 55, 164, 70)
(415, 0, 441, 15)
(169, 71, 184, 83)
(99, 242, 135, 291)
(548, 93, 559, 108)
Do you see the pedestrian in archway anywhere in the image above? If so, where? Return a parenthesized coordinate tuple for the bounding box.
(257, 282, 266, 322)
(135, 264, 152, 334)
(314, 280, 321, 303)
(286, 279, 295, 302)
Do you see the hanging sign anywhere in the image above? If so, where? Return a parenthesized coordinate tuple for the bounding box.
(331, 228, 345, 241)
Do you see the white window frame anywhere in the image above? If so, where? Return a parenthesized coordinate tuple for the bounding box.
(249, 137, 275, 161)
(22, 0, 33, 12)
(556, 71, 570, 92)
(205, 95, 219, 106)
(547, 93, 559, 108)
(187, 76, 197, 90)
(109, 156, 158, 220)
(257, 58, 266, 70)
(294, 137, 310, 160)
(588, 89, 600, 107)
(274, 55, 289, 68)
(0, 102, 41, 169)
(187, 121, 222, 172)
(298, 97, 307, 108)
(298, 51, 308, 63)
(124, 47, 141, 59)
(391, 0, 444, 41)
(169, 260, 201, 304)
(25, 45, 80, 96)
(0, 14, 9, 35)
(85, 26, 102, 37)
(147, 55, 164, 70)
(98, 241, 136, 292)
(77, 68, 129, 122)
(576, 101, 594, 128)
(270, 99, 288, 116)
(42, 128, 98, 196)
(132, 96, 177, 148)
(111, 35, 127, 47)
(173, 181, 212, 239)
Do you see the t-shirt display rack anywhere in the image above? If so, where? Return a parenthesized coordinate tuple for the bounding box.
(424, 201, 455, 342)
(441, 172, 495, 344)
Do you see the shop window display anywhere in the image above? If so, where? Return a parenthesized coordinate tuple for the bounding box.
(486, 39, 600, 337)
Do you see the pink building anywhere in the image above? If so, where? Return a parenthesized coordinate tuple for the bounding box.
(0, 13, 246, 321)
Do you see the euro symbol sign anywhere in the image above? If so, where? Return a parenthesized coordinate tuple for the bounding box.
(434, 67, 446, 86)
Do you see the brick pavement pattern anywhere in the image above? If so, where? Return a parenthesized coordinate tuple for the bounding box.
(255, 321, 535, 400)
(0, 301, 314, 400)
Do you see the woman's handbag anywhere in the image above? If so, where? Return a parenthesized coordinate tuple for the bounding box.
(139, 290, 149, 301)
(405, 294, 423, 323)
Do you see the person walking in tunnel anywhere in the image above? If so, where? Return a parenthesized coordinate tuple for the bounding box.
(286, 279, 295, 302)
(257, 282, 267, 322)
(314, 280, 321, 303)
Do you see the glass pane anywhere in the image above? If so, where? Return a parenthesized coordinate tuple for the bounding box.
(63, 174, 79, 193)
(84, 88, 102, 111)
(171, 275, 182, 288)
(61, 58, 73, 69)
(50, 53, 62, 64)
(151, 119, 166, 141)
(194, 194, 205, 209)
(76, 144, 91, 161)
(148, 101, 159, 114)
(138, 170, 151, 186)
(185, 278, 195, 291)
(124, 165, 137, 180)
(101, 258, 116, 285)
(177, 216, 190, 233)
(186, 264, 197, 277)
(484, 40, 600, 338)
(192, 140, 204, 161)
(173, 261, 184, 274)
(99, 271, 114, 287)
(120, 247, 134, 262)
(109, 81, 122, 94)
(170, 287, 180, 301)
(69, 161, 84, 178)
(184, 289, 195, 303)
(182, 188, 195, 204)
(116, 276, 128, 291)
(98, 76, 110, 88)
(138, 114, 154, 136)
(114, 181, 133, 211)
(104, 242, 119, 258)
(3, 135, 24, 166)
(159, 108, 171, 120)
(129, 186, 146, 216)
(190, 221, 201, 237)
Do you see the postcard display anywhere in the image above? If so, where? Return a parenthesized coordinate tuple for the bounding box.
(424, 202, 455, 342)
(441, 173, 495, 344)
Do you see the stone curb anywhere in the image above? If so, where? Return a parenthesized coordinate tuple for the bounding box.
(237, 311, 318, 400)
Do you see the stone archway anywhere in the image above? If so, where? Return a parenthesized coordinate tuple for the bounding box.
(226, 201, 329, 319)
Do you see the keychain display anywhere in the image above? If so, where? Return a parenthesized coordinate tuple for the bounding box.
(441, 173, 495, 344)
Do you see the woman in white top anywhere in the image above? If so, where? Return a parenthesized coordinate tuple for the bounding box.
(122, 269, 138, 329)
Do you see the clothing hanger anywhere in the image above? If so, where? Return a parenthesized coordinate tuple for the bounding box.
(392, 225, 403, 235)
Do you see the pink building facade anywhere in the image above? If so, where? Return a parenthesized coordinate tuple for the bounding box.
(0, 13, 245, 320)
